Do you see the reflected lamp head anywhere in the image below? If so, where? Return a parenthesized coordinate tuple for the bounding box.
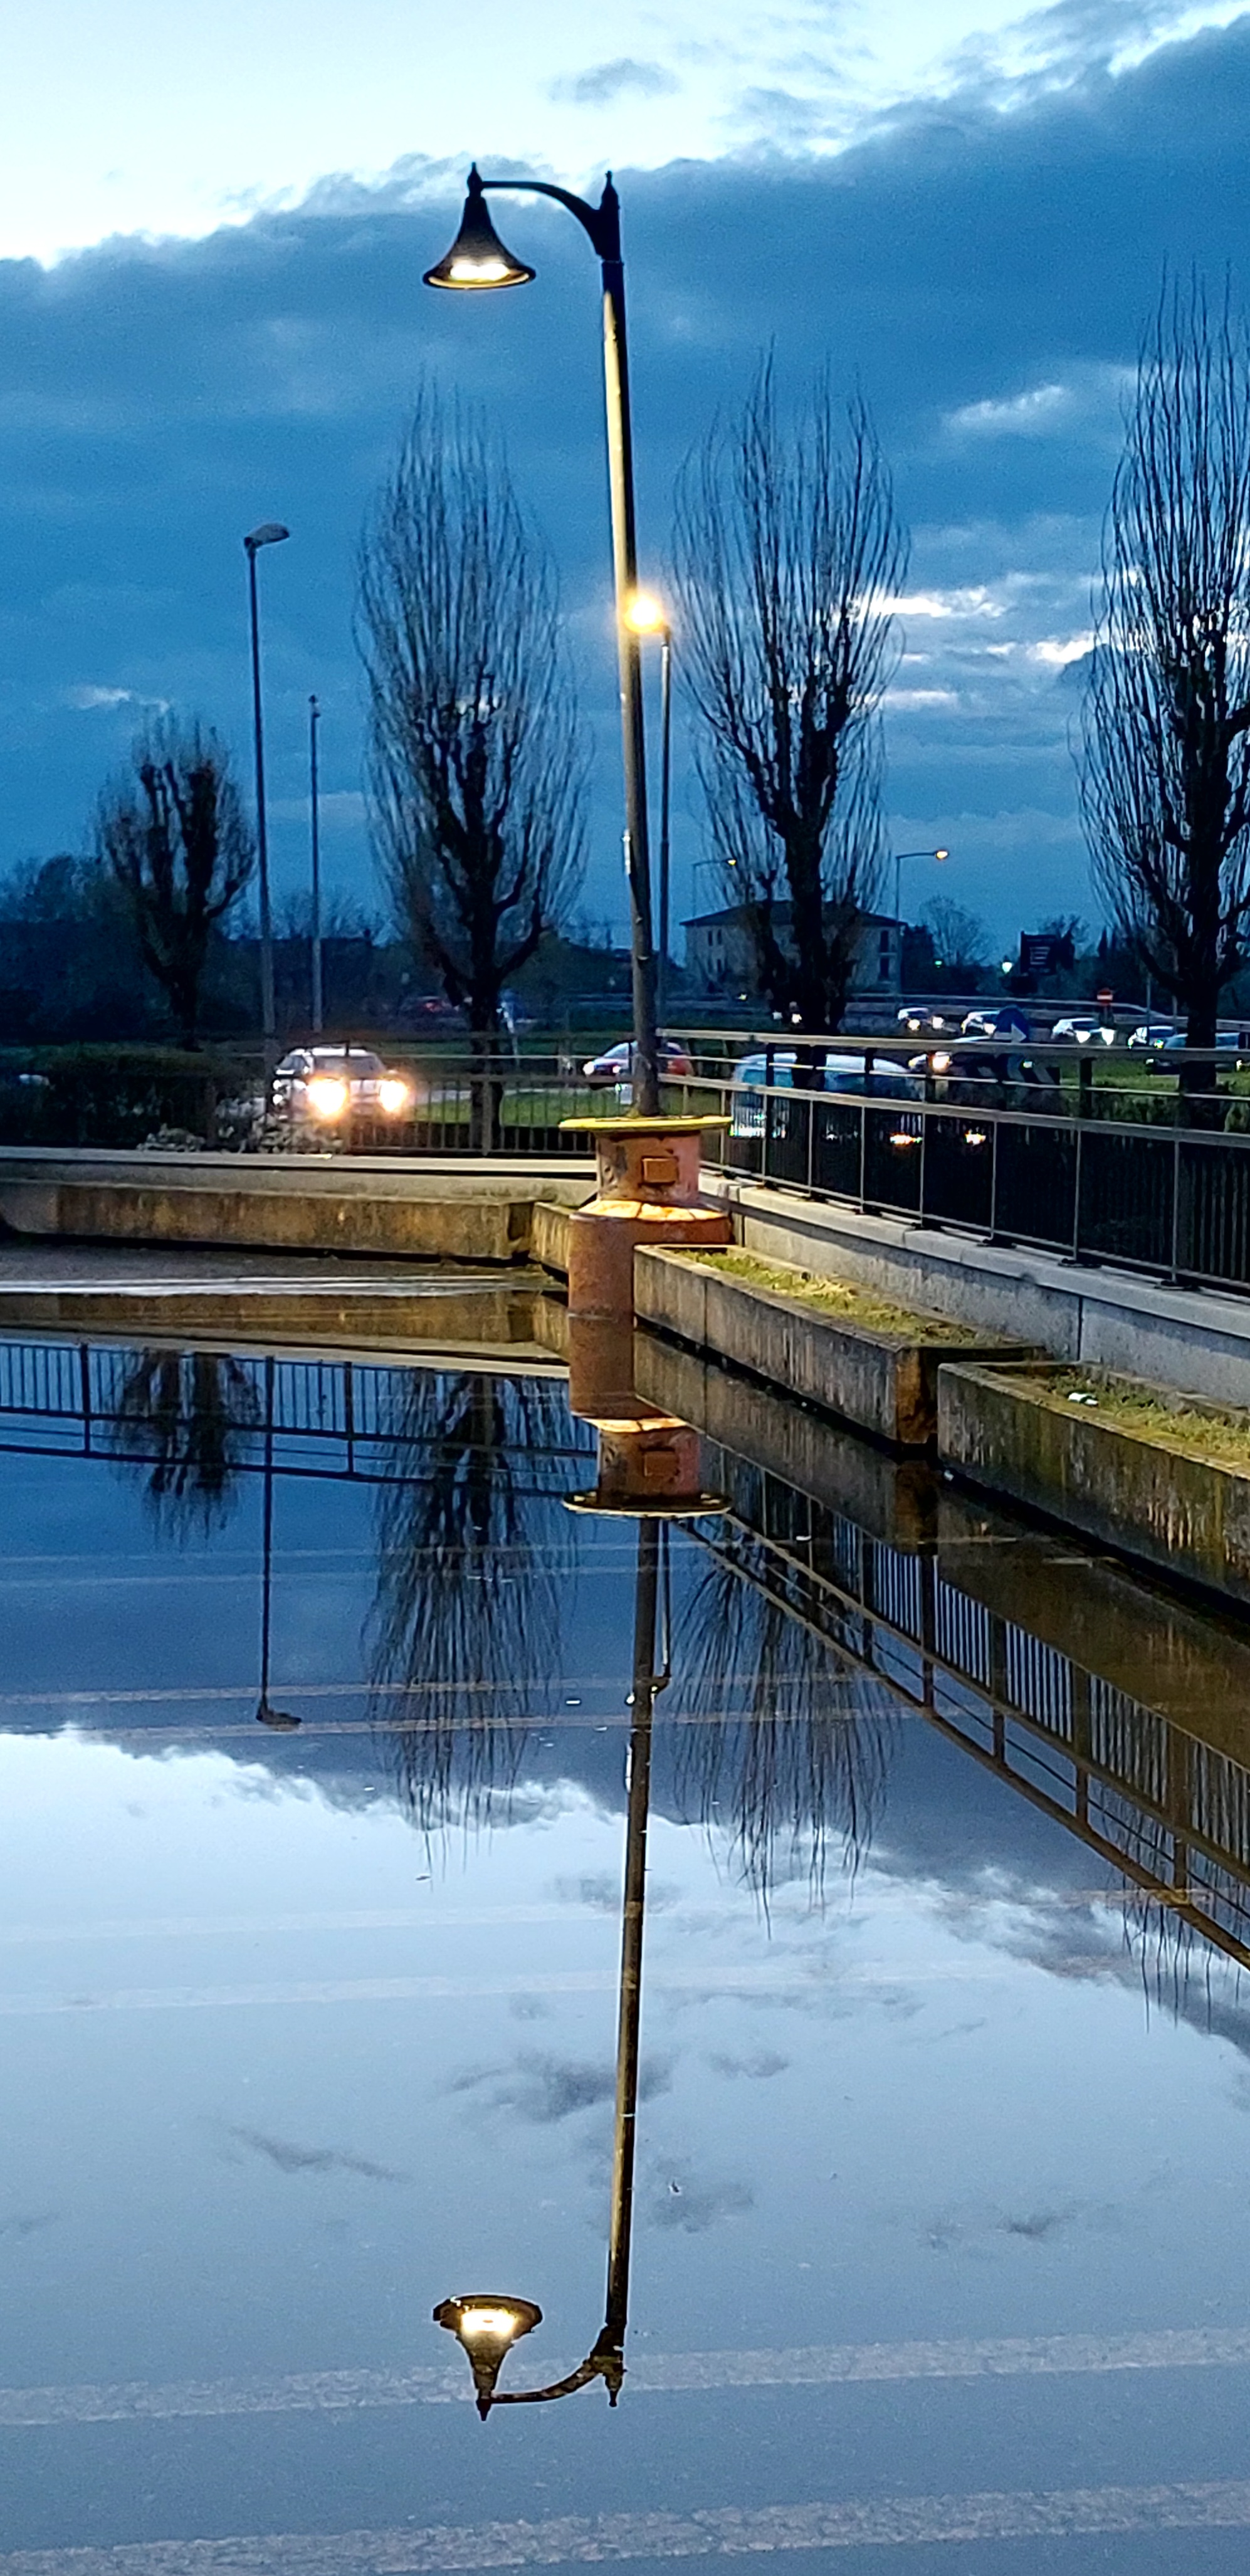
(424, 169, 536, 291)
(434, 2293, 542, 2417)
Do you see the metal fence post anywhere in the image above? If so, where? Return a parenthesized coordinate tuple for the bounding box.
(1169, 1130, 1182, 1284)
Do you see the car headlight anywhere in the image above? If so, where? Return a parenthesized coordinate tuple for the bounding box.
(306, 1076, 348, 1120)
(930, 1050, 952, 1074)
(378, 1077, 411, 1116)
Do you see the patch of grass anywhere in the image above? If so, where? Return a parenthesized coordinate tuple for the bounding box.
(683, 1247, 984, 1344)
(1032, 1367, 1250, 1474)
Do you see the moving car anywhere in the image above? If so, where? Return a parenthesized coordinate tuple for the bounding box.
(270, 1045, 414, 1128)
(1127, 1021, 1175, 1049)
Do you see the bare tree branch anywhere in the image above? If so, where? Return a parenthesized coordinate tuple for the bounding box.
(95, 718, 253, 1048)
(673, 362, 908, 1036)
(357, 387, 588, 1071)
(1079, 276, 1250, 1062)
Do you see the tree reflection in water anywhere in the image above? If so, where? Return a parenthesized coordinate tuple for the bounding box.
(367, 1370, 585, 1835)
(675, 1529, 897, 1904)
(105, 1348, 261, 1539)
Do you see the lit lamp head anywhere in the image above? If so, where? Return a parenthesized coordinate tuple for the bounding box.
(623, 589, 669, 638)
(424, 169, 536, 291)
(935, 846, 950, 862)
(433, 2293, 542, 2418)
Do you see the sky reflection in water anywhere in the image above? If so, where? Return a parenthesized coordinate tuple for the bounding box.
(2, 1339, 1250, 2570)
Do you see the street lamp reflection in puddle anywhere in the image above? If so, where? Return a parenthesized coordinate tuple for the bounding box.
(255, 1355, 300, 1732)
(436, 1322, 722, 2420)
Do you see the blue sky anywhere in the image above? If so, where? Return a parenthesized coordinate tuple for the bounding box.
(3, 2, 1250, 950)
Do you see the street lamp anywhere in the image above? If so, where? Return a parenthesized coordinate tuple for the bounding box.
(425, 167, 661, 1116)
(244, 522, 290, 1053)
(893, 846, 950, 936)
(623, 592, 672, 1029)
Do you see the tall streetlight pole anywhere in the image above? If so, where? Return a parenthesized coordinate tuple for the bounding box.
(244, 522, 290, 1053)
(624, 593, 671, 1027)
(308, 693, 323, 1035)
(424, 167, 660, 1116)
(893, 846, 950, 942)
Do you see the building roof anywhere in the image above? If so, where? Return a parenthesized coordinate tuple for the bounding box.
(684, 901, 902, 931)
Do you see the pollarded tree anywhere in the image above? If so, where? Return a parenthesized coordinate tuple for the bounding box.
(1079, 280, 1250, 1065)
(357, 389, 587, 1054)
(673, 361, 908, 1039)
(95, 718, 254, 1048)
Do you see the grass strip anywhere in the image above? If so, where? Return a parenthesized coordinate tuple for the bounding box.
(680, 1248, 984, 1344)
(1022, 1366, 1250, 1475)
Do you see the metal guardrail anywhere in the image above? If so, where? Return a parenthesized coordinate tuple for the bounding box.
(663, 1032, 1250, 1294)
(704, 1449, 1250, 1972)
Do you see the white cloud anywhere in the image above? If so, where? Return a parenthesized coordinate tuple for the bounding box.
(63, 683, 169, 712)
(1030, 632, 1095, 666)
(947, 382, 1072, 434)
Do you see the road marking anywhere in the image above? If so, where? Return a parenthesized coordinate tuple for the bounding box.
(3, 2327, 1249, 2426)
(4, 2481, 1250, 2568)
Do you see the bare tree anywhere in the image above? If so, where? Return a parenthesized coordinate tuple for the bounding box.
(105, 1348, 261, 1540)
(358, 388, 587, 1126)
(673, 362, 908, 1038)
(95, 718, 254, 1048)
(366, 1369, 586, 1841)
(1080, 280, 1250, 1070)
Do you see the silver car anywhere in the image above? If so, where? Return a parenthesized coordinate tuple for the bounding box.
(270, 1046, 414, 1128)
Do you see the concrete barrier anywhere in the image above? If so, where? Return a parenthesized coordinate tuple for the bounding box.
(0, 1149, 594, 1265)
(632, 1326, 938, 1548)
(701, 1170, 1250, 1410)
(634, 1247, 1031, 1448)
(938, 1358, 1250, 1611)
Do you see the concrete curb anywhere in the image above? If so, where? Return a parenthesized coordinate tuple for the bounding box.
(938, 1358, 1250, 1612)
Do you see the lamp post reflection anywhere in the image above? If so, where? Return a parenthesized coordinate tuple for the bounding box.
(255, 1355, 299, 1732)
(436, 1327, 722, 2419)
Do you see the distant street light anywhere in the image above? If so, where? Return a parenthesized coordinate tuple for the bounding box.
(244, 522, 290, 1050)
(893, 845, 950, 935)
(623, 592, 672, 1027)
(425, 168, 661, 1116)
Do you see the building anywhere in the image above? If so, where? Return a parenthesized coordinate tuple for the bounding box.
(684, 901, 902, 1000)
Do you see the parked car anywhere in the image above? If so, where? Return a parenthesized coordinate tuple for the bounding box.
(582, 1037, 695, 1088)
(270, 1045, 414, 1127)
(1149, 1030, 1250, 1071)
(730, 1049, 921, 1137)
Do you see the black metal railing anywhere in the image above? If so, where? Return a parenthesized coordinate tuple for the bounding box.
(665, 1029, 1250, 1295)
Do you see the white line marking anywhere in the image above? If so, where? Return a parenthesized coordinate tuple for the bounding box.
(4, 2481, 1250, 2568)
(3, 2328, 1249, 2426)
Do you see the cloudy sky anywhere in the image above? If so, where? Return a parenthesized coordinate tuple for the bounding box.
(4, 0, 1250, 950)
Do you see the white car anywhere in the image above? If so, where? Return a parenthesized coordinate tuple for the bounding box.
(1050, 1015, 1117, 1046)
(270, 1046, 414, 1127)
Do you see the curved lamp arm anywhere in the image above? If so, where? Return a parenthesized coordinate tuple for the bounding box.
(476, 174, 621, 264)
(483, 2328, 624, 2416)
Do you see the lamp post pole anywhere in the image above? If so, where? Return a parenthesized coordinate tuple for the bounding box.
(308, 693, 323, 1035)
(243, 523, 290, 1054)
(425, 170, 660, 1117)
(893, 847, 950, 992)
(656, 629, 672, 1030)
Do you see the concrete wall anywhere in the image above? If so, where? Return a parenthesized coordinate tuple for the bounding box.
(702, 1173, 1250, 1408)
(939, 1359, 1250, 1613)
(0, 1149, 595, 1266)
(634, 1246, 1026, 1448)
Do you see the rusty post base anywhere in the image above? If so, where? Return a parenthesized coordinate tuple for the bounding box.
(559, 1118, 732, 1324)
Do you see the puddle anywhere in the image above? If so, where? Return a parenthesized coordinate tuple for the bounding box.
(2, 1326, 1250, 2570)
